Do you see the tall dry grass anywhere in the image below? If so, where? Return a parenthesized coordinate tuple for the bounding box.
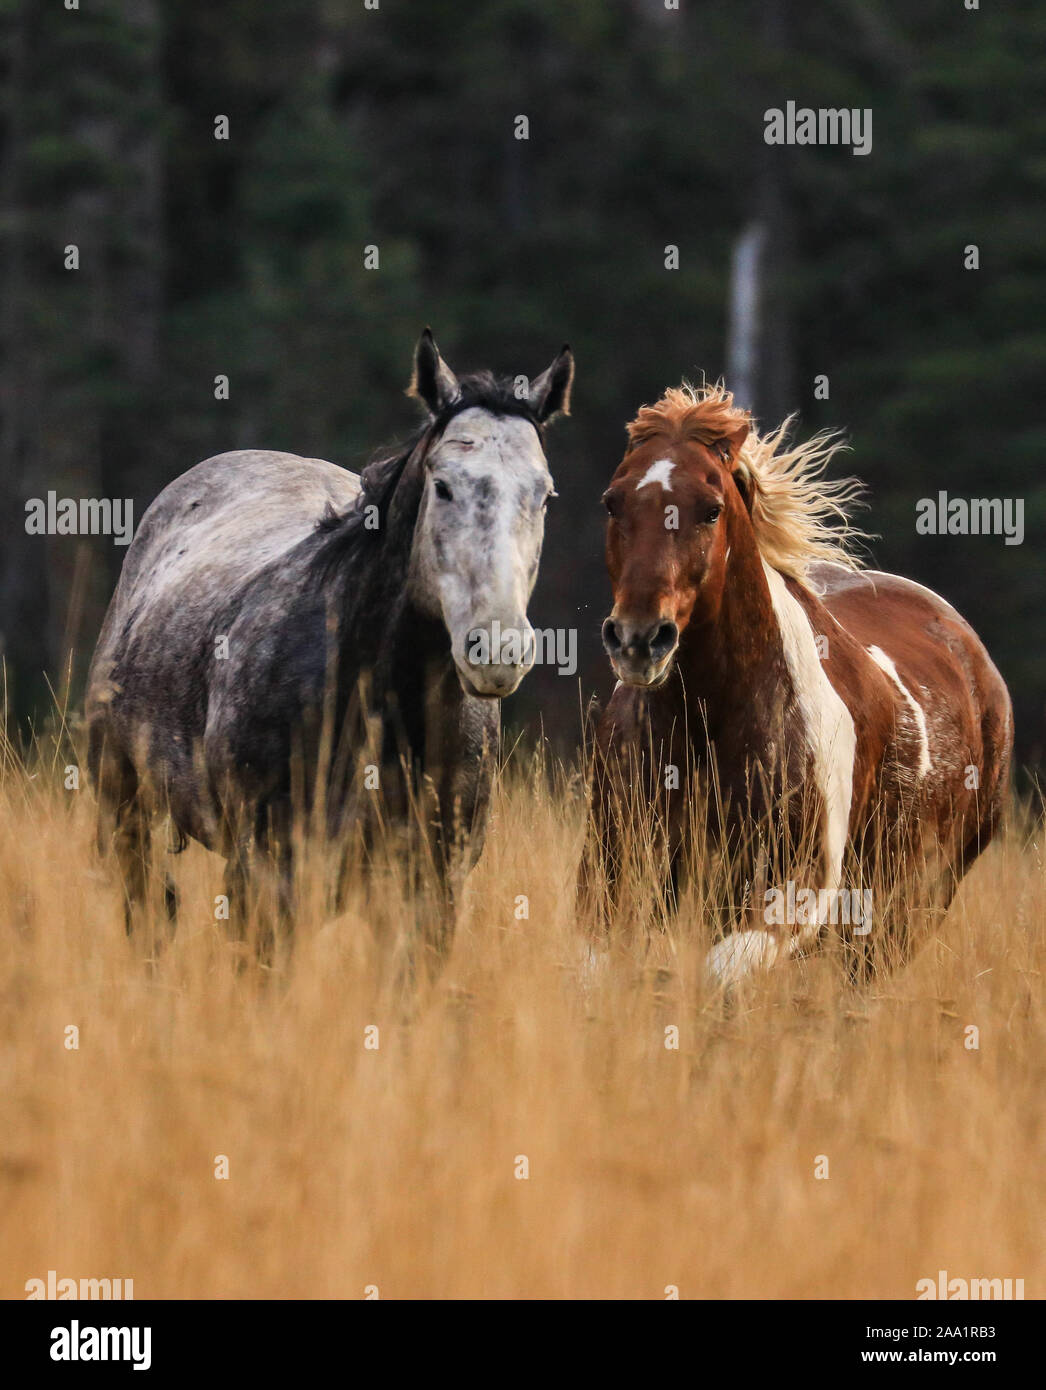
(0, 711, 1042, 1300)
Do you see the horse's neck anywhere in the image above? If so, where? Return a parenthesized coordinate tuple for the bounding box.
(675, 537, 788, 738)
(315, 499, 454, 754)
(383, 599, 450, 690)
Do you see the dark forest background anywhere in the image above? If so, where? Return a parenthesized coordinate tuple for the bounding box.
(1, 0, 1043, 775)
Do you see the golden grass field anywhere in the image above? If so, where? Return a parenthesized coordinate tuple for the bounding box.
(1, 714, 1043, 1301)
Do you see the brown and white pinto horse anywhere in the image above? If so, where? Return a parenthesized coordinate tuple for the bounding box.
(584, 383, 1012, 986)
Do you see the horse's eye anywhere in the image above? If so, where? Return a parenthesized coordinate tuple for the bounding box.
(542, 490, 557, 510)
(704, 505, 722, 524)
(434, 478, 453, 502)
(603, 492, 619, 518)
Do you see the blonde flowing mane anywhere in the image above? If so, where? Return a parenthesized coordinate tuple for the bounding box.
(626, 382, 868, 580)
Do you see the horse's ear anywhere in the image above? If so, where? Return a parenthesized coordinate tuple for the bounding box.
(718, 421, 754, 512)
(732, 460, 755, 514)
(717, 420, 750, 466)
(409, 328, 461, 416)
(528, 346, 574, 423)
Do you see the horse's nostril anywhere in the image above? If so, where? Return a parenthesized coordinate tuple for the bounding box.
(602, 618, 623, 652)
(651, 621, 678, 655)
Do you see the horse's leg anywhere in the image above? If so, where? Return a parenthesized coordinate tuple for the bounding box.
(407, 811, 457, 976)
(577, 753, 640, 946)
(420, 882, 454, 971)
(708, 791, 857, 989)
(914, 772, 1008, 958)
(410, 706, 495, 976)
(843, 817, 919, 985)
(895, 802, 1002, 977)
(220, 832, 292, 968)
(115, 798, 153, 936)
(576, 821, 618, 943)
(221, 846, 250, 943)
(706, 830, 787, 987)
(953, 791, 1004, 884)
(91, 738, 155, 935)
(261, 831, 296, 964)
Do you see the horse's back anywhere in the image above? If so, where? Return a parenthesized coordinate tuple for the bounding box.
(90, 450, 359, 643)
(810, 561, 1004, 694)
(86, 451, 362, 827)
(111, 450, 360, 598)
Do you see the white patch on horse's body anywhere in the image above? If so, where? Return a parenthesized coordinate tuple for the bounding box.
(707, 929, 782, 987)
(761, 559, 856, 898)
(866, 644, 932, 777)
(812, 564, 968, 786)
(708, 915, 831, 990)
(705, 564, 866, 989)
(635, 458, 675, 492)
(702, 547, 855, 995)
(408, 407, 553, 697)
(703, 566, 858, 991)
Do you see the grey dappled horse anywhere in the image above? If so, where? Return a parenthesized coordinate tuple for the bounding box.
(86, 330, 574, 955)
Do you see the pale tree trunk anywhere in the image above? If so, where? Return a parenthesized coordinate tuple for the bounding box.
(726, 221, 767, 416)
(727, 0, 796, 427)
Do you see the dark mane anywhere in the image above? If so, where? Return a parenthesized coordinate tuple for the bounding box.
(435, 370, 545, 436)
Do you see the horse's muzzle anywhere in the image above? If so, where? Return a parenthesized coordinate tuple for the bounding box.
(602, 615, 678, 687)
(457, 618, 536, 698)
(456, 661, 529, 699)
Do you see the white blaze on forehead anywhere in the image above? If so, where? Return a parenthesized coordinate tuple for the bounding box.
(866, 645, 932, 777)
(635, 458, 675, 492)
